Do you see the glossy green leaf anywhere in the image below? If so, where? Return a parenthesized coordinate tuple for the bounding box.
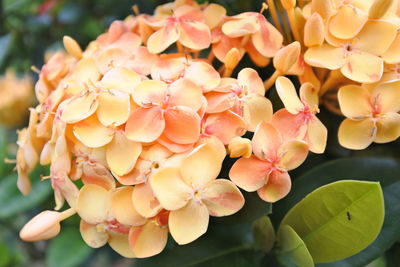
(277, 225, 314, 267)
(46, 227, 93, 267)
(252, 216, 275, 253)
(281, 180, 384, 263)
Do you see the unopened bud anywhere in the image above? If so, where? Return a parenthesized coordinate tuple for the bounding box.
(228, 137, 252, 158)
(20, 211, 62, 242)
(280, 0, 296, 10)
(273, 41, 301, 73)
(369, 0, 394, 19)
(304, 13, 324, 47)
(225, 48, 241, 70)
(63, 36, 83, 59)
(311, 0, 333, 19)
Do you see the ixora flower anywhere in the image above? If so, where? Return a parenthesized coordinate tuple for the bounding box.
(337, 80, 400, 149)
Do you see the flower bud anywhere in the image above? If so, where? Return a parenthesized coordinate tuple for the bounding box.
(20, 211, 62, 242)
(311, 0, 333, 19)
(369, 0, 394, 19)
(304, 13, 324, 47)
(228, 137, 252, 158)
(273, 41, 301, 73)
(63, 36, 83, 59)
(280, 0, 296, 10)
(225, 48, 241, 69)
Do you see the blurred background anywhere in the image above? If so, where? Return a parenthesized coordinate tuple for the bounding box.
(1, 1, 400, 267)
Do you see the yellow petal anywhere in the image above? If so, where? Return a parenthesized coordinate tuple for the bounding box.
(111, 186, 146, 226)
(338, 85, 371, 119)
(129, 220, 168, 258)
(202, 179, 244, 217)
(338, 118, 376, 150)
(237, 68, 265, 95)
(252, 122, 282, 160)
(106, 131, 142, 176)
(74, 57, 101, 85)
(20, 210, 61, 242)
(242, 94, 273, 132)
(372, 80, 400, 113)
(304, 44, 346, 70)
(169, 199, 209, 245)
(147, 22, 180, 54)
(76, 184, 109, 224)
(132, 80, 167, 107)
(150, 167, 192, 210)
(299, 82, 319, 112)
(203, 3, 226, 29)
(306, 116, 328, 154)
(382, 32, 400, 64)
(101, 67, 141, 94)
(60, 92, 98, 124)
(275, 76, 304, 115)
(73, 115, 114, 148)
(80, 220, 108, 248)
(278, 140, 309, 171)
(341, 51, 383, 83)
(328, 6, 367, 39)
(185, 61, 221, 92)
(375, 112, 400, 143)
(180, 144, 222, 189)
(304, 12, 324, 47)
(132, 183, 162, 218)
(108, 232, 135, 258)
(97, 89, 130, 127)
(222, 17, 260, 37)
(125, 107, 165, 143)
(257, 171, 291, 202)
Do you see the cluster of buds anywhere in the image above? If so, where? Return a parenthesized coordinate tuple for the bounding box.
(16, 0, 399, 258)
(0, 70, 34, 128)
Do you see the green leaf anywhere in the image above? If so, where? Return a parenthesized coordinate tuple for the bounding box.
(0, 34, 12, 66)
(281, 180, 384, 263)
(0, 242, 11, 267)
(277, 225, 314, 267)
(252, 216, 275, 253)
(47, 227, 92, 267)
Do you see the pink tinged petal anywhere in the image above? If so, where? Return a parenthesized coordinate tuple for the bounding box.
(382, 33, 400, 64)
(151, 57, 186, 82)
(132, 80, 167, 107)
(204, 111, 246, 145)
(278, 140, 309, 171)
(178, 20, 211, 50)
(202, 179, 244, 217)
(338, 118, 376, 150)
(185, 62, 221, 92)
(180, 144, 222, 189)
(197, 135, 227, 162)
(304, 44, 346, 70)
(76, 184, 109, 225)
(164, 106, 201, 144)
(97, 89, 130, 127)
(275, 77, 304, 115)
(157, 134, 194, 153)
(82, 162, 116, 190)
(130, 46, 159, 76)
(60, 92, 98, 123)
(20, 211, 61, 242)
(169, 199, 209, 245)
(245, 41, 271, 67)
(147, 22, 180, 54)
(238, 68, 265, 95)
(251, 16, 283, 57)
(74, 57, 101, 85)
(112, 166, 147, 186)
(252, 122, 282, 160)
(372, 80, 400, 113)
(150, 167, 192, 210)
(375, 112, 400, 143)
(111, 186, 146, 226)
(95, 48, 130, 74)
(125, 107, 165, 143)
(338, 85, 371, 119)
(257, 171, 291, 202)
(129, 220, 168, 258)
(101, 67, 141, 94)
(108, 232, 135, 258)
(222, 17, 260, 37)
(212, 34, 242, 63)
(168, 78, 203, 111)
(328, 6, 367, 39)
(341, 51, 383, 83)
(306, 116, 328, 154)
(229, 156, 270, 192)
(73, 115, 114, 148)
(353, 20, 397, 56)
(299, 83, 319, 112)
(205, 91, 236, 113)
(132, 183, 162, 218)
(80, 220, 108, 248)
(106, 131, 142, 176)
(243, 94, 273, 132)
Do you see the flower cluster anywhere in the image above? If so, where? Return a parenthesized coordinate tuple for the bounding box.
(16, 0, 400, 259)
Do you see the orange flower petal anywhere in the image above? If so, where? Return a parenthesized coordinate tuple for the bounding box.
(125, 107, 165, 143)
(338, 85, 371, 119)
(205, 91, 236, 113)
(382, 32, 400, 64)
(178, 20, 211, 50)
(74, 57, 101, 85)
(164, 106, 201, 144)
(242, 94, 273, 132)
(271, 108, 307, 142)
(169, 199, 209, 245)
(168, 78, 203, 111)
(275, 76, 304, 115)
(304, 44, 346, 70)
(341, 51, 383, 83)
(202, 179, 244, 217)
(157, 134, 194, 153)
(185, 62, 221, 92)
(97, 89, 130, 127)
(229, 156, 269, 192)
(76, 184, 109, 225)
(150, 167, 192, 210)
(82, 162, 116, 190)
(147, 22, 180, 54)
(203, 3, 226, 29)
(80, 220, 108, 248)
(338, 118, 376, 150)
(111, 186, 146, 226)
(257, 171, 291, 202)
(252, 122, 282, 160)
(108, 232, 135, 258)
(375, 112, 400, 143)
(328, 6, 367, 39)
(372, 80, 400, 113)
(278, 140, 309, 171)
(299, 83, 319, 112)
(238, 68, 265, 95)
(306, 116, 328, 154)
(73, 115, 114, 148)
(222, 17, 260, 37)
(101, 67, 141, 94)
(204, 111, 246, 145)
(60, 92, 98, 123)
(132, 80, 167, 107)
(132, 182, 162, 218)
(251, 16, 283, 57)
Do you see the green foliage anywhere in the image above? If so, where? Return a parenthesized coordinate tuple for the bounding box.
(252, 216, 275, 253)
